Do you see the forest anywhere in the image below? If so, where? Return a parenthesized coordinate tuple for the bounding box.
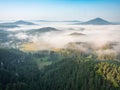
(0, 48, 120, 90)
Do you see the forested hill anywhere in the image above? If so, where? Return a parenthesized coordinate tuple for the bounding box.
(41, 58, 120, 90)
(0, 48, 120, 90)
(0, 48, 41, 90)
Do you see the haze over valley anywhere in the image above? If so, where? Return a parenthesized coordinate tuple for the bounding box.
(0, 18, 120, 59)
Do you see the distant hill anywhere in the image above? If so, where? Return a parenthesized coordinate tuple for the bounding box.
(0, 20, 36, 29)
(0, 23, 19, 29)
(36, 20, 57, 22)
(69, 32, 86, 36)
(76, 18, 113, 25)
(27, 27, 59, 35)
(14, 20, 36, 25)
(36, 20, 81, 22)
(62, 20, 81, 22)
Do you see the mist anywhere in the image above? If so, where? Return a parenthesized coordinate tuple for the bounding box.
(1, 21, 120, 59)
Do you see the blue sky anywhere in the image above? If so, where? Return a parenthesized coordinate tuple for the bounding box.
(0, 0, 120, 21)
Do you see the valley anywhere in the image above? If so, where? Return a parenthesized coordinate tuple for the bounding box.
(0, 19, 120, 90)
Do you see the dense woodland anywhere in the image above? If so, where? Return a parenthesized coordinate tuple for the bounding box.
(0, 48, 120, 90)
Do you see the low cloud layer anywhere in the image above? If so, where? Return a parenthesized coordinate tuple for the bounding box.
(2, 21, 120, 59)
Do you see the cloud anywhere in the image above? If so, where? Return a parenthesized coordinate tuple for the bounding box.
(5, 21, 120, 57)
(14, 33, 28, 40)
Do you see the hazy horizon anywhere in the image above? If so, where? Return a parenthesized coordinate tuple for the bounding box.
(0, 17, 119, 23)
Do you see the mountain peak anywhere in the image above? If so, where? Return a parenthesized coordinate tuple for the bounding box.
(91, 17, 109, 22)
(94, 17, 105, 20)
(78, 18, 112, 25)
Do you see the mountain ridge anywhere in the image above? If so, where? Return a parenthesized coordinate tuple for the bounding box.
(14, 20, 36, 25)
(76, 18, 115, 25)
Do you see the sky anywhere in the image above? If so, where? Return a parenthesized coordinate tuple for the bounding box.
(0, 0, 120, 21)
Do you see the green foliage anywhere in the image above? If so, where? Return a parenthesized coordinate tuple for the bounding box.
(0, 48, 120, 90)
(41, 58, 120, 90)
(95, 61, 120, 87)
(97, 52, 117, 60)
(0, 48, 41, 90)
